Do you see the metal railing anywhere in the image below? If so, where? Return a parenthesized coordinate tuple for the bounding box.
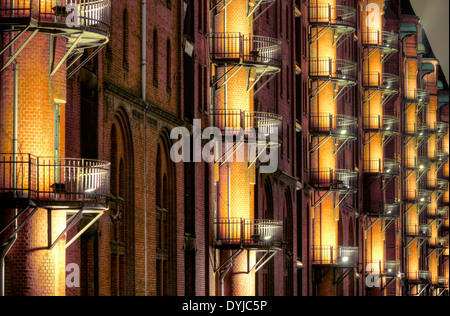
(403, 156, 431, 170)
(312, 246, 359, 267)
(367, 200, 400, 218)
(0, 153, 110, 206)
(363, 159, 400, 175)
(406, 224, 432, 237)
(308, 4, 356, 28)
(404, 89, 431, 105)
(406, 271, 431, 283)
(361, 30, 399, 50)
(210, 32, 282, 68)
(362, 115, 399, 133)
(362, 72, 399, 92)
(404, 190, 433, 205)
(309, 168, 358, 191)
(0, 0, 111, 34)
(366, 261, 401, 276)
(309, 58, 357, 82)
(309, 114, 358, 138)
(210, 109, 283, 141)
(214, 218, 283, 248)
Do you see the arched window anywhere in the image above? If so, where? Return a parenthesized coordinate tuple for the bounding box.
(155, 132, 177, 296)
(109, 109, 135, 296)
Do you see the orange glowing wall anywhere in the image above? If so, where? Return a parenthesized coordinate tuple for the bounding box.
(310, 0, 338, 254)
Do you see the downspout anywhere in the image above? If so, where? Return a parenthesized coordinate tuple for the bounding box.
(142, 0, 148, 296)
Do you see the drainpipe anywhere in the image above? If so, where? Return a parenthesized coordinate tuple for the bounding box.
(141, 0, 148, 296)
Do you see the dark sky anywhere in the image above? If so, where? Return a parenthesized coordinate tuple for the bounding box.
(410, 0, 450, 83)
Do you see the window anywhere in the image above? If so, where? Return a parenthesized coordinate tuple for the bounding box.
(153, 29, 159, 86)
(167, 39, 172, 92)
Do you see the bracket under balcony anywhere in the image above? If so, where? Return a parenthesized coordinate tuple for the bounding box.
(213, 218, 283, 276)
(309, 169, 358, 211)
(362, 73, 399, 106)
(210, 33, 281, 92)
(362, 115, 399, 148)
(309, 58, 357, 101)
(309, 114, 358, 156)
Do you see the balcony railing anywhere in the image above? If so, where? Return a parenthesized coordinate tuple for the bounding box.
(366, 261, 401, 277)
(405, 190, 433, 205)
(404, 156, 431, 171)
(406, 224, 432, 238)
(406, 271, 432, 284)
(312, 246, 359, 267)
(309, 169, 358, 191)
(0, 0, 111, 35)
(361, 30, 399, 51)
(367, 200, 400, 218)
(363, 159, 400, 176)
(210, 109, 283, 143)
(0, 153, 110, 208)
(362, 73, 399, 93)
(210, 33, 282, 70)
(404, 89, 431, 106)
(214, 218, 283, 249)
(362, 115, 399, 134)
(309, 114, 358, 139)
(308, 4, 356, 29)
(428, 237, 448, 248)
(438, 277, 449, 288)
(309, 58, 357, 83)
(436, 122, 449, 136)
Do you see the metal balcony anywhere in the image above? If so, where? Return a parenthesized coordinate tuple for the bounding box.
(214, 218, 283, 250)
(406, 271, 432, 284)
(0, 0, 111, 76)
(308, 58, 357, 100)
(428, 237, 448, 249)
(210, 0, 277, 20)
(404, 89, 430, 113)
(312, 246, 359, 268)
(404, 156, 431, 171)
(309, 169, 358, 193)
(437, 277, 449, 289)
(210, 109, 283, 147)
(366, 261, 401, 277)
(406, 189, 433, 206)
(363, 159, 400, 177)
(361, 30, 399, 62)
(367, 200, 400, 219)
(210, 33, 281, 68)
(309, 114, 358, 139)
(0, 153, 110, 210)
(309, 58, 357, 83)
(406, 224, 432, 238)
(308, 4, 356, 46)
(362, 73, 399, 105)
(363, 115, 399, 136)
